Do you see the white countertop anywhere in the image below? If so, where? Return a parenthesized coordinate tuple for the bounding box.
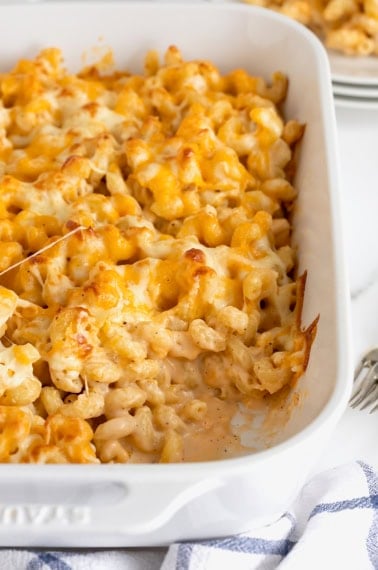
(314, 105, 378, 474)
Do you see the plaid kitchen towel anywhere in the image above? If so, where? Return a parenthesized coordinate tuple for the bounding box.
(163, 461, 378, 570)
(1, 461, 377, 570)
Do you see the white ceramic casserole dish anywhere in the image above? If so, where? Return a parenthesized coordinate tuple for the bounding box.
(0, 1, 352, 546)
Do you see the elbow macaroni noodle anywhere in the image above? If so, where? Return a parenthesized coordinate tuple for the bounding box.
(0, 46, 316, 464)
(243, 0, 378, 56)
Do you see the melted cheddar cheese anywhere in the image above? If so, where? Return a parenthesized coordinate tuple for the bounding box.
(0, 46, 316, 464)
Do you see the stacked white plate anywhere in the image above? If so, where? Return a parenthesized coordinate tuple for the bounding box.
(329, 51, 378, 110)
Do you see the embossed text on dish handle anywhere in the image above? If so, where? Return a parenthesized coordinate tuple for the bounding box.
(0, 505, 90, 525)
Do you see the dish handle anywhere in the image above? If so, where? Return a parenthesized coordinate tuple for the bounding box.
(0, 476, 224, 537)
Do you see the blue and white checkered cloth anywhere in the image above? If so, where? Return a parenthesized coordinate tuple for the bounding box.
(1, 461, 377, 570)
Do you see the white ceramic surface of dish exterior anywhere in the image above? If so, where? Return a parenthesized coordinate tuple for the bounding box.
(0, 2, 352, 546)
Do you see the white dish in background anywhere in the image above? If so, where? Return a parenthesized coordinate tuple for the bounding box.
(333, 81, 378, 99)
(329, 50, 378, 86)
(0, 1, 351, 547)
(334, 93, 378, 110)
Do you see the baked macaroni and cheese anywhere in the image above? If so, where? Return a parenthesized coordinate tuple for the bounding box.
(243, 0, 378, 56)
(0, 46, 316, 464)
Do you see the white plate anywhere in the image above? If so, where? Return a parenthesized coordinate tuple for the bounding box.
(329, 50, 378, 86)
(333, 81, 378, 99)
(334, 93, 378, 110)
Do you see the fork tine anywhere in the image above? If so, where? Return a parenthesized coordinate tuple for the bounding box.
(350, 361, 378, 411)
(354, 348, 378, 380)
(352, 353, 376, 387)
(359, 383, 378, 411)
(350, 385, 376, 408)
(350, 364, 378, 407)
(354, 358, 367, 382)
(350, 366, 370, 403)
(350, 366, 375, 403)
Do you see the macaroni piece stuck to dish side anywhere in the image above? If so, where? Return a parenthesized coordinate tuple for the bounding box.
(0, 47, 317, 464)
(244, 0, 378, 56)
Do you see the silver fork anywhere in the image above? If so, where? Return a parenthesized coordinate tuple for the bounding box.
(350, 348, 378, 413)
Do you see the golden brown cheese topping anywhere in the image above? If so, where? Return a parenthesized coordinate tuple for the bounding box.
(0, 46, 316, 464)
